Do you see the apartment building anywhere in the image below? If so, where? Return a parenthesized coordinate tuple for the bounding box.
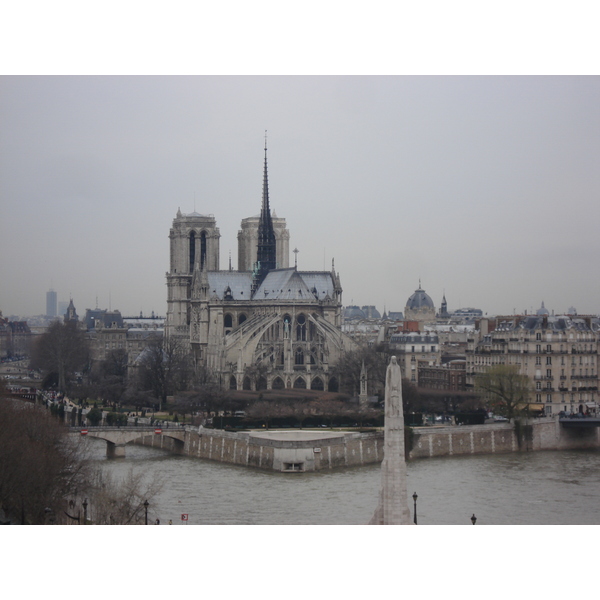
(466, 315, 599, 415)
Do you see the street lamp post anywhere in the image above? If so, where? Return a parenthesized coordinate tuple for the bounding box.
(412, 492, 418, 525)
(471, 513, 477, 525)
(144, 500, 149, 525)
(82, 498, 88, 525)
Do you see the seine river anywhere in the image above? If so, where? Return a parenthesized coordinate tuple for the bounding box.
(86, 438, 600, 525)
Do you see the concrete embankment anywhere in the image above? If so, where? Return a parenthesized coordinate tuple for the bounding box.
(132, 417, 600, 472)
(134, 427, 384, 472)
(410, 417, 599, 459)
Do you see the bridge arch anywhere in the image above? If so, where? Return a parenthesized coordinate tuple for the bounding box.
(75, 427, 186, 458)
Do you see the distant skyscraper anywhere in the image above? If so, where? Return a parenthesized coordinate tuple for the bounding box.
(46, 289, 57, 317)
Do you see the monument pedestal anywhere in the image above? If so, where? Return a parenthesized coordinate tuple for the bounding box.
(369, 357, 412, 525)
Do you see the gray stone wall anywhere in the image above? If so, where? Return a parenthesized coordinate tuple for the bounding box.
(409, 418, 600, 459)
(132, 419, 600, 471)
(134, 428, 383, 471)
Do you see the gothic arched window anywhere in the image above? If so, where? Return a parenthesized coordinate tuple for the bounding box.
(272, 377, 285, 390)
(293, 377, 306, 389)
(189, 231, 196, 272)
(296, 314, 306, 341)
(200, 231, 207, 269)
(311, 377, 324, 391)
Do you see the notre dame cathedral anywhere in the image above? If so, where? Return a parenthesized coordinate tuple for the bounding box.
(165, 141, 356, 391)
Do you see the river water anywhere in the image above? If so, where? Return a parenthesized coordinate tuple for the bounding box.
(85, 438, 600, 525)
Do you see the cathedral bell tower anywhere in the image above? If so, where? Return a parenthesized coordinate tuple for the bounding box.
(165, 209, 220, 343)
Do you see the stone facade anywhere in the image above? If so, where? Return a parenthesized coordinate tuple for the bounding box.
(85, 309, 164, 368)
(0, 312, 32, 358)
(164, 147, 356, 391)
(466, 315, 599, 416)
(388, 331, 441, 384)
(418, 360, 466, 392)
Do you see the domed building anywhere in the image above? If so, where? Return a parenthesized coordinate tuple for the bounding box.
(536, 301, 550, 316)
(404, 283, 436, 324)
(343, 305, 366, 321)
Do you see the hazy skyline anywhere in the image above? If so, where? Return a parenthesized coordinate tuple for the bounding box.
(1, 76, 599, 319)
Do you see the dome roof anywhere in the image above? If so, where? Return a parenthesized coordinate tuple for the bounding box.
(536, 301, 550, 316)
(406, 286, 434, 310)
(344, 305, 366, 319)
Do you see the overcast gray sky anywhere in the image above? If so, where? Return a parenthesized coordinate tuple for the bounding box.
(1, 75, 599, 318)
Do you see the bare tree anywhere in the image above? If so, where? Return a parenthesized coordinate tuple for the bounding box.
(342, 402, 383, 427)
(84, 467, 163, 525)
(244, 362, 268, 390)
(134, 337, 192, 409)
(173, 391, 201, 423)
(0, 399, 89, 524)
(91, 349, 128, 404)
(333, 345, 388, 397)
(399, 378, 420, 412)
(246, 400, 278, 429)
(30, 320, 90, 391)
(475, 365, 532, 423)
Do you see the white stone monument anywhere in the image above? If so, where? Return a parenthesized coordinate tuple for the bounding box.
(369, 356, 412, 524)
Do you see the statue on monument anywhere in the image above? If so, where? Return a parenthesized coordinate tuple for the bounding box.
(386, 355, 402, 418)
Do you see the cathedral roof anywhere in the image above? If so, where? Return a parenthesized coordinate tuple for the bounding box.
(297, 272, 336, 299)
(254, 269, 311, 300)
(207, 272, 253, 300)
(203, 268, 335, 301)
(254, 268, 334, 300)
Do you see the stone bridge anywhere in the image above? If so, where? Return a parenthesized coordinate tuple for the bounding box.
(70, 426, 186, 458)
(559, 417, 600, 429)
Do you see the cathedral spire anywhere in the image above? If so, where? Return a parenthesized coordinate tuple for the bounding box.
(255, 131, 277, 286)
(262, 131, 270, 215)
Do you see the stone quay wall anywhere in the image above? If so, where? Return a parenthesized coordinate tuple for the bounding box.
(133, 428, 384, 472)
(132, 418, 600, 471)
(409, 417, 600, 459)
